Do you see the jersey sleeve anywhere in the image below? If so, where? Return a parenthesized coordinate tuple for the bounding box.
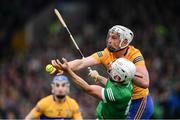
(90, 50, 106, 64)
(130, 50, 145, 66)
(31, 99, 46, 118)
(102, 81, 118, 103)
(102, 87, 117, 103)
(72, 99, 82, 119)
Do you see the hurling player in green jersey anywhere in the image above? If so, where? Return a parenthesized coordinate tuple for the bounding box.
(54, 57, 136, 119)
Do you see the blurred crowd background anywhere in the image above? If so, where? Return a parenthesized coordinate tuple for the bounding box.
(0, 0, 180, 119)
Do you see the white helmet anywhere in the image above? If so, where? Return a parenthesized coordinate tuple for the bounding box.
(108, 25, 134, 49)
(108, 58, 136, 84)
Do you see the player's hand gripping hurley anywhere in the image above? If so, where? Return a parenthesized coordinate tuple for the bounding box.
(54, 9, 92, 72)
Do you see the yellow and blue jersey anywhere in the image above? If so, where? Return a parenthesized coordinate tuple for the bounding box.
(91, 45, 148, 100)
(30, 95, 82, 119)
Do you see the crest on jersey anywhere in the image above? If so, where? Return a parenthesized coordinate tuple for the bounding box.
(97, 51, 103, 57)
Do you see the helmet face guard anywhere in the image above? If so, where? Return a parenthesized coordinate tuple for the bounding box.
(108, 58, 136, 84)
(108, 25, 134, 49)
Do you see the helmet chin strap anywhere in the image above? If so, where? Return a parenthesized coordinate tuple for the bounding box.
(108, 46, 127, 53)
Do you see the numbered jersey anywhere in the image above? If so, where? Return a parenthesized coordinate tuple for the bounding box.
(91, 45, 149, 100)
(96, 80, 133, 119)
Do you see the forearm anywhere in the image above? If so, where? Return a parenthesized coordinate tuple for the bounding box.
(66, 69, 102, 99)
(66, 69, 92, 92)
(69, 56, 98, 71)
(68, 59, 84, 71)
(59, 58, 103, 99)
(133, 72, 149, 88)
(96, 75, 108, 85)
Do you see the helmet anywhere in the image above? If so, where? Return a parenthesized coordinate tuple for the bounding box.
(108, 58, 136, 84)
(108, 25, 134, 49)
(52, 75, 69, 84)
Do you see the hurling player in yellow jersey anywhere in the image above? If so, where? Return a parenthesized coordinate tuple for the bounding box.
(25, 75, 82, 120)
(51, 25, 154, 119)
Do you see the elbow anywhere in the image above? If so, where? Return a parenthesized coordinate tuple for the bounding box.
(142, 83, 149, 89)
(134, 79, 149, 89)
(84, 87, 92, 93)
(83, 86, 94, 95)
(141, 80, 149, 89)
(134, 73, 150, 88)
(80, 84, 91, 92)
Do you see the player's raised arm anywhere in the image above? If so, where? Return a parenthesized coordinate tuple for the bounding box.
(57, 58, 103, 99)
(69, 56, 98, 71)
(51, 56, 98, 72)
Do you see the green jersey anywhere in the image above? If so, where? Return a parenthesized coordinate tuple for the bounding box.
(96, 79, 133, 119)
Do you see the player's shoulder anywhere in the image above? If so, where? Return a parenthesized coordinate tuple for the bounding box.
(96, 48, 108, 57)
(38, 95, 53, 103)
(66, 96, 79, 106)
(127, 45, 143, 57)
(100, 47, 111, 57)
(127, 45, 145, 65)
(103, 48, 110, 53)
(36, 95, 52, 109)
(128, 45, 141, 53)
(92, 48, 108, 58)
(66, 96, 77, 103)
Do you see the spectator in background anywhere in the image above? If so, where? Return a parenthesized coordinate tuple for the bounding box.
(167, 83, 180, 118)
